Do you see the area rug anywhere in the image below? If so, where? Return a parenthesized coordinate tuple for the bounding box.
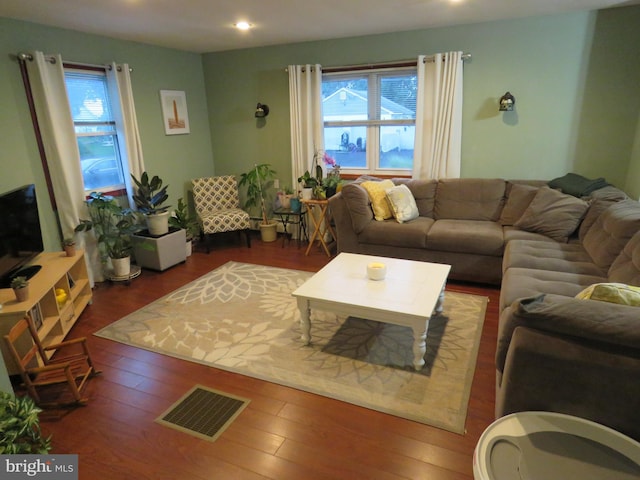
(95, 261, 487, 434)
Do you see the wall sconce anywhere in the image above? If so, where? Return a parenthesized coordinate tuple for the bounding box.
(255, 103, 269, 118)
(499, 92, 515, 111)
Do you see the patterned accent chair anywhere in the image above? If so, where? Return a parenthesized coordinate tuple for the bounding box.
(192, 176, 251, 251)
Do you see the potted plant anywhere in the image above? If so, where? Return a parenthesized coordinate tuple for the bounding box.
(297, 170, 319, 200)
(277, 186, 295, 209)
(168, 197, 200, 257)
(10, 276, 29, 302)
(75, 192, 144, 277)
(131, 172, 171, 236)
(0, 391, 51, 454)
(62, 237, 76, 257)
(239, 163, 278, 242)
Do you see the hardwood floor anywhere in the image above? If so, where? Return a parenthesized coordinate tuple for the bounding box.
(34, 234, 500, 480)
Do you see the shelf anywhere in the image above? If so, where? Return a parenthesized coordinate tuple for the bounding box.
(0, 250, 92, 375)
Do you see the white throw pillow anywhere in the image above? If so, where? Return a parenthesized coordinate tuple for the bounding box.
(385, 184, 419, 223)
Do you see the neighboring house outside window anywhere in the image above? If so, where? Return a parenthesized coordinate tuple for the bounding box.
(322, 67, 417, 177)
(64, 68, 126, 194)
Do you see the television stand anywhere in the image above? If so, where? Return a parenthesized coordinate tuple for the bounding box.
(15, 264, 42, 281)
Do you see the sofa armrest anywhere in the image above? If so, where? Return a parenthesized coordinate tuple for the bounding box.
(496, 326, 640, 441)
(497, 293, 640, 373)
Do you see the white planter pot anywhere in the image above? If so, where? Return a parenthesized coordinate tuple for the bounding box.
(111, 256, 131, 277)
(301, 188, 313, 200)
(185, 240, 193, 257)
(145, 211, 170, 236)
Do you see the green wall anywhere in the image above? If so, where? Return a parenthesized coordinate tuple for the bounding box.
(1, 6, 640, 254)
(0, 17, 215, 251)
(203, 7, 640, 197)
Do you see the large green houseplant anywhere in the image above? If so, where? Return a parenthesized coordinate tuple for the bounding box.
(0, 391, 51, 454)
(75, 192, 144, 277)
(239, 163, 278, 242)
(131, 172, 171, 236)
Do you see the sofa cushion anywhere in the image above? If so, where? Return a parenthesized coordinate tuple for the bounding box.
(427, 219, 504, 256)
(576, 283, 640, 306)
(608, 230, 640, 286)
(385, 184, 419, 223)
(548, 172, 609, 197)
(502, 239, 606, 277)
(582, 199, 640, 269)
(393, 178, 437, 217)
(503, 226, 558, 243)
(434, 178, 506, 221)
(499, 183, 538, 226)
(358, 217, 433, 248)
(361, 180, 395, 221)
(340, 183, 374, 234)
(499, 267, 607, 311)
(514, 186, 588, 242)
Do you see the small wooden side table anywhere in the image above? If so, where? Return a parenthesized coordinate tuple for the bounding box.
(301, 198, 336, 256)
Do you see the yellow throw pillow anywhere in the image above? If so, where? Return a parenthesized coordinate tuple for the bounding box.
(361, 180, 395, 221)
(575, 283, 640, 306)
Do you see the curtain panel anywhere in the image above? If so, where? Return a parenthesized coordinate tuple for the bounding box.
(288, 64, 324, 190)
(413, 51, 464, 180)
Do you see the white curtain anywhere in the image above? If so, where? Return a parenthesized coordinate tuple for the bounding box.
(413, 51, 464, 180)
(24, 52, 104, 282)
(288, 64, 324, 189)
(106, 63, 145, 206)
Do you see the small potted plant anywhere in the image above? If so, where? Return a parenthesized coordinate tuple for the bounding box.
(62, 237, 76, 257)
(168, 197, 200, 256)
(10, 276, 29, 302)
(239, 163, 278, 242)
(0, 391, 51, 454)
(131, 172, 171, 236)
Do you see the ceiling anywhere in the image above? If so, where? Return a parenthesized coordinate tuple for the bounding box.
(1, 0, 637, 53)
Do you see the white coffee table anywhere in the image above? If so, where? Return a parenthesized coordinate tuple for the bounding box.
(292, 252, 451, 370)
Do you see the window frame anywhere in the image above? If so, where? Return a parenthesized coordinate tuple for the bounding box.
(64, 65, 127, 196)
(322, 65, 417, 178)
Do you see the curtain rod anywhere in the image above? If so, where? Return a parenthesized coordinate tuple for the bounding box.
(16, 53, 133, 72)
(286, 52, 471, 73)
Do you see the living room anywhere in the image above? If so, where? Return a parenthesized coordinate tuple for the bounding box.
(1, 2, 640, 478)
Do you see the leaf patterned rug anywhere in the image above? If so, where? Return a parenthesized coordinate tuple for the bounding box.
(96, 261, 487, 434)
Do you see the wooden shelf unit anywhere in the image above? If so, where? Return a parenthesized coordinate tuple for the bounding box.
(0, 250, 92, 374)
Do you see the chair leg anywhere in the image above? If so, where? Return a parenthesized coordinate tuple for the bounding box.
(204, 233, 211, 253)
(245, 229, 251, 248)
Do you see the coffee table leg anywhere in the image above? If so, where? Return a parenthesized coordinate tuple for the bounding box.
(297, 298, 311, 344)
(412, 321, 428, 370)
(434, 286, 446, 315)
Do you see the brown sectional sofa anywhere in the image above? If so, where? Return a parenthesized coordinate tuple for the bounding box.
(329, 177, 640, 440)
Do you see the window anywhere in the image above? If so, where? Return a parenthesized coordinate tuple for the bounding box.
(64, 69, 126, 193)
(322, 67, 417, 176)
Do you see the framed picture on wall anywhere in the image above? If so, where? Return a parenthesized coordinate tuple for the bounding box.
(160, 90, 190, 135)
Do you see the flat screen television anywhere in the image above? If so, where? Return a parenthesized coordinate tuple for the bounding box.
(0, 184, 44, 288)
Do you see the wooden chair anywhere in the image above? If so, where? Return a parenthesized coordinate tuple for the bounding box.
(192, 176, 252, 252)
(3, 314, 100, 407)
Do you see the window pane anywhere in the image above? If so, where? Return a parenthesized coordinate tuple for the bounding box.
(78, 135, 125, 191)
(379, 125, 414, 169)
(380, 75, 417, 120)
(323, 77, 368, 121)
(65, 72, 113, 123)
(324, 127, 367, 168)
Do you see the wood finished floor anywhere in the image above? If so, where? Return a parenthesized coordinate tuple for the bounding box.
(35, 234, 500, 480)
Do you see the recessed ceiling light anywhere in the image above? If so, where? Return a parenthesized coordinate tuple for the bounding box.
(234, 21, 252, 30)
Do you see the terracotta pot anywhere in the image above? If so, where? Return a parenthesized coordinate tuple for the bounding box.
(13, 286, 29, 302)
